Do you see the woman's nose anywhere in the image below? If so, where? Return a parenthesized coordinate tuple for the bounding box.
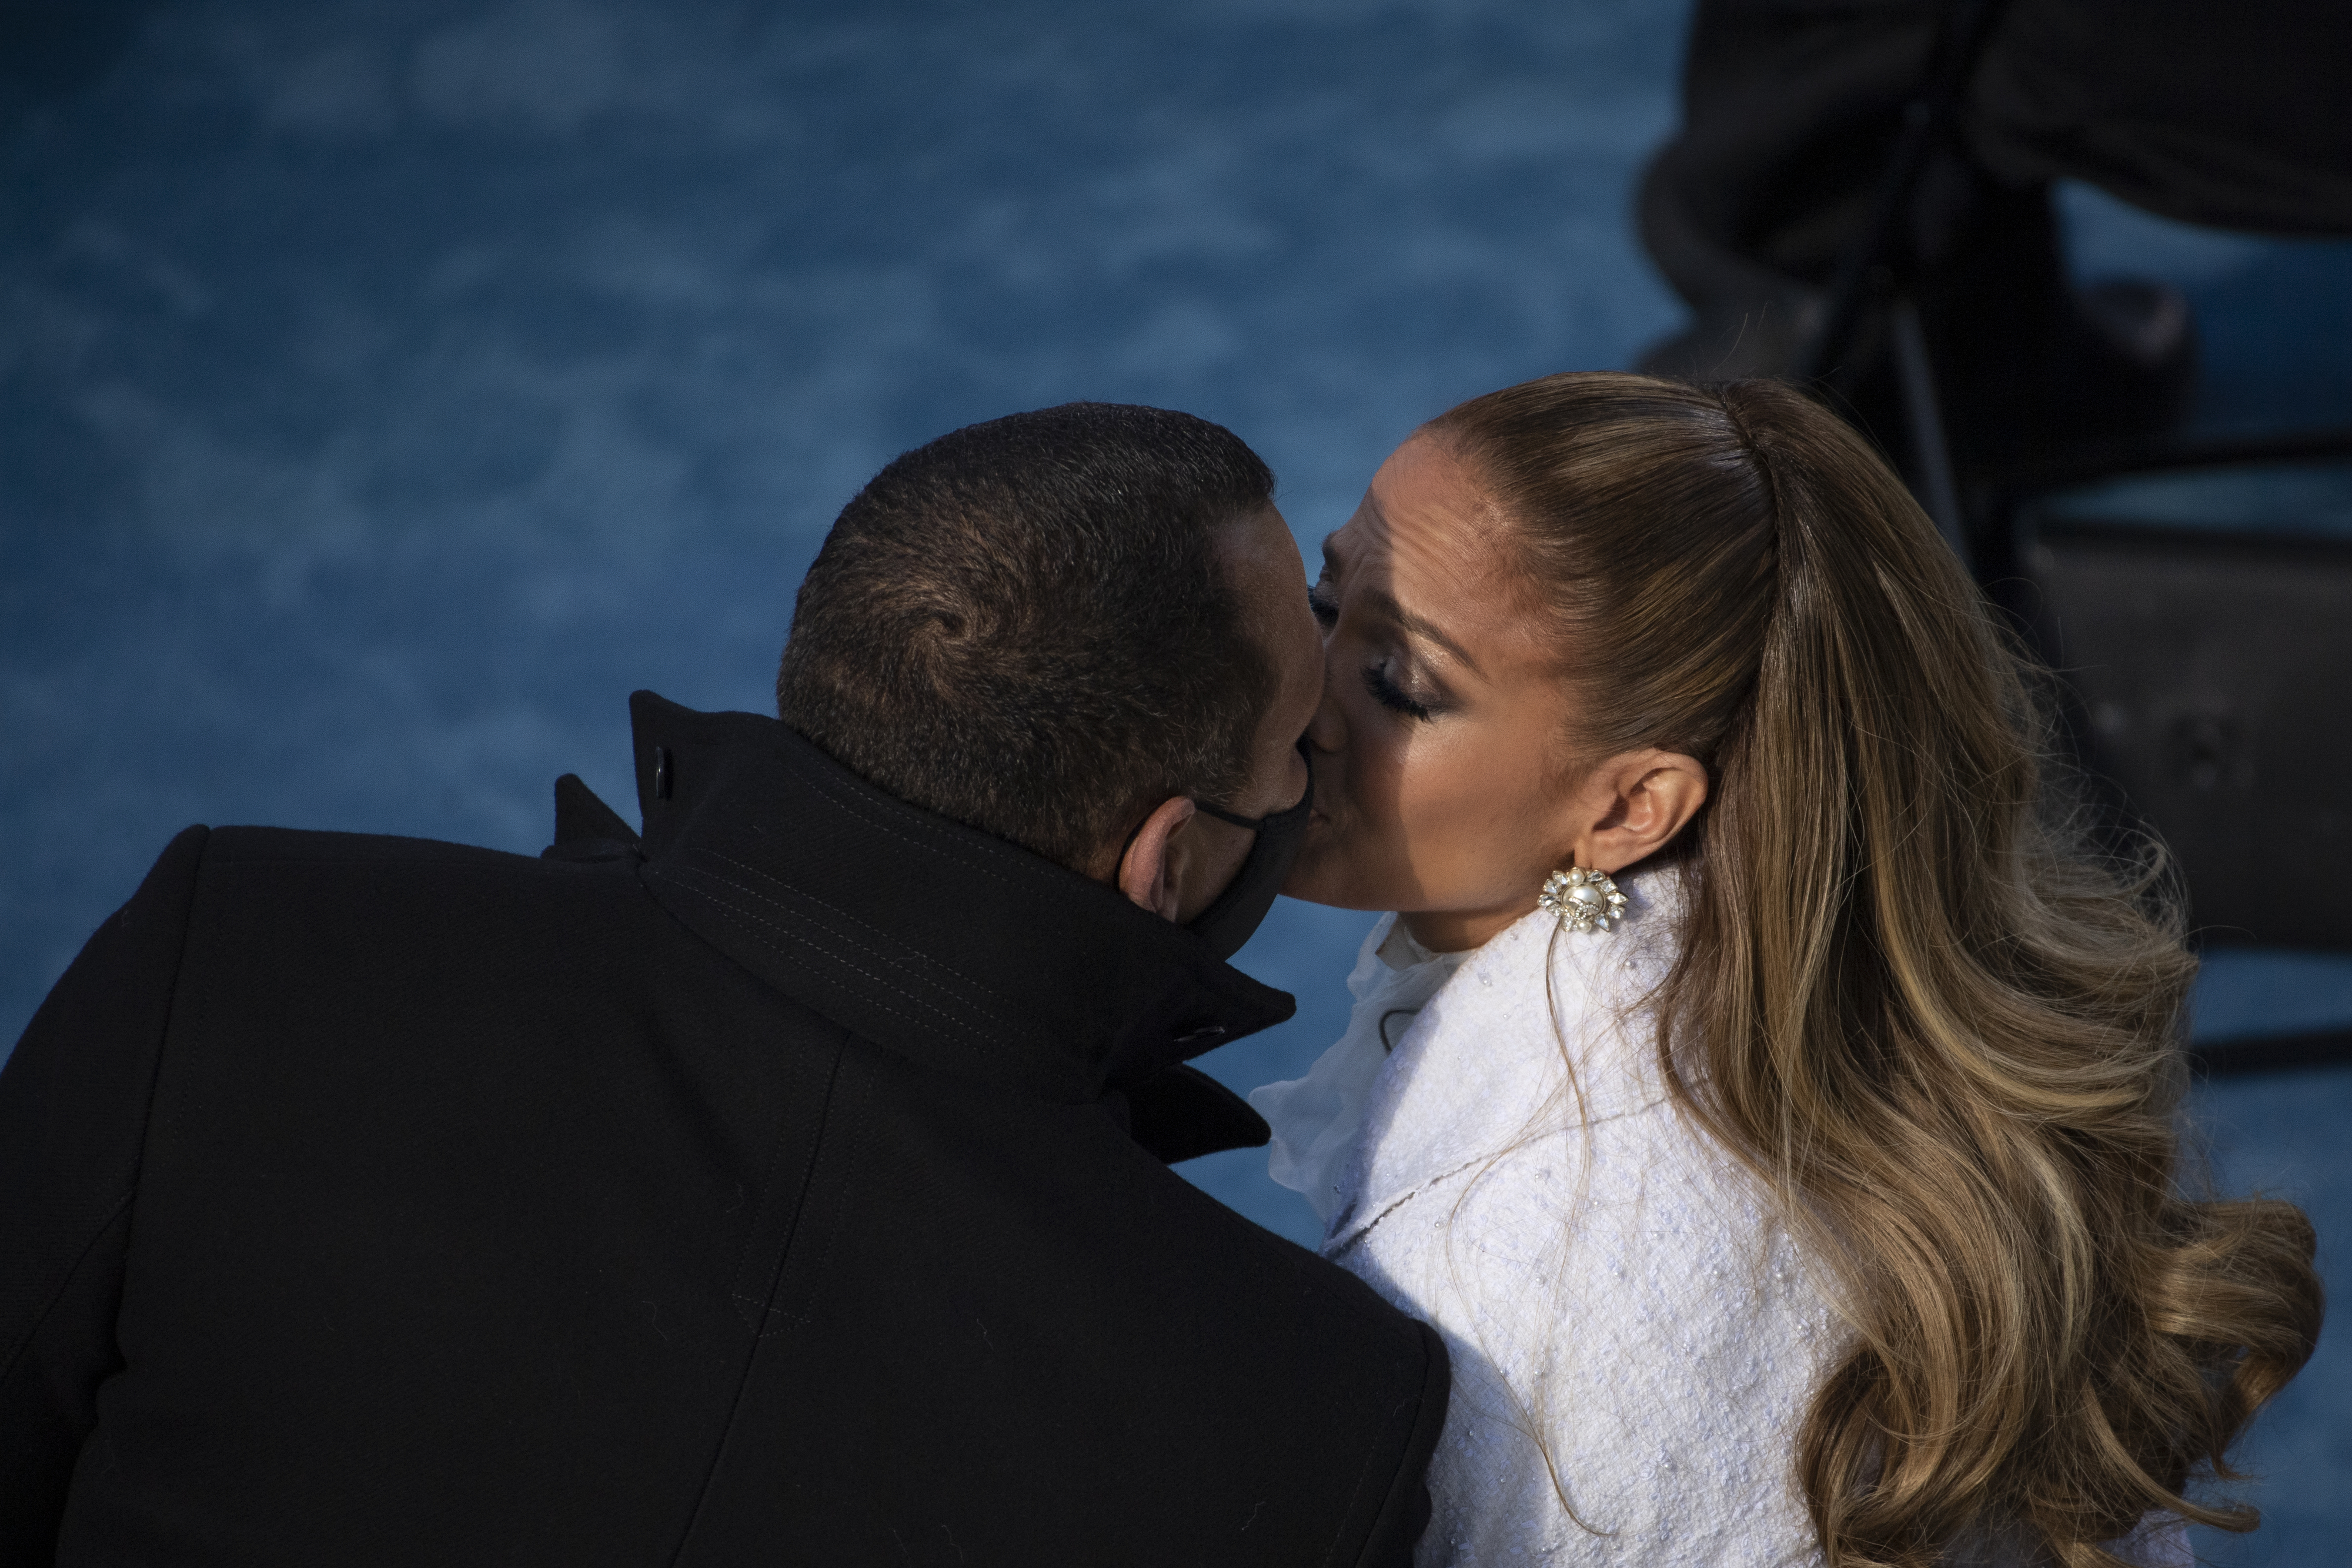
(1305, 662, 1347, 754)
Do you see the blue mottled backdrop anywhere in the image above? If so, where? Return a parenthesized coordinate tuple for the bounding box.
(4, 0, 2347, 1554)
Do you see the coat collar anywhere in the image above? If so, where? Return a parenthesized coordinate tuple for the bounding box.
(621, 691, 1295, 1110)
(1322, 868, 1684, 1258)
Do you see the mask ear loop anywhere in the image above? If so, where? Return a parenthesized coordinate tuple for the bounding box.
(1194, 742, 1315, 832)
(1112, 794, 1253, 886)
(1192, 800, 1267, 831)
(1107, 797, 1258, 896)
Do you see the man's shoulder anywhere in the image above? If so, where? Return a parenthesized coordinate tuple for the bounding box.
(868, 1051, 1440, 1399)
(707, 1047, 1451, 1564)
(1152, 1157, 1435, 1349)
(166, 823, 682, 1002)
(199, 823, 537, 872)
(183, 823, 642, 917)
(1168, 1179, 1451, 1422)
(1070, 1162, 1451, 1560)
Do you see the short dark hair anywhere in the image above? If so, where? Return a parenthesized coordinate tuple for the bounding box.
(776, 403, 1278, 870)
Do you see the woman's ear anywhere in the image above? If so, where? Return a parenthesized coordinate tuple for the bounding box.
(1569, 750, 1709, 875)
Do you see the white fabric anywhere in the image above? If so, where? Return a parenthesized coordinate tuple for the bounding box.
(1247, 915, 1468, 1225)
(1252, 868, 2191, 1568)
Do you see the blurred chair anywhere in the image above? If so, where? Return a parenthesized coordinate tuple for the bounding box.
(1643, 0, 2352, 1072)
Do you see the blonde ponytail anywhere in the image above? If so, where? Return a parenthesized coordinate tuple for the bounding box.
(1427, 372, 2322, 1568)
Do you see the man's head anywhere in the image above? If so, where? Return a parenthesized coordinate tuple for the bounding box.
(777, 403, 1321, 925)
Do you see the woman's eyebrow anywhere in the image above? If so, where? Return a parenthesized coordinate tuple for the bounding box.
(1321, 530, 1484, 676)
(1360, 589, 1484, 676)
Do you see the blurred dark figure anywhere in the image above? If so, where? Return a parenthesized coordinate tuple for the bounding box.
(1638, 0, 2352, 968)
(1638, 0, 2352, 479)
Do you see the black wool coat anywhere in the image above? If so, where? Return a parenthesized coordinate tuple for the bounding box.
(0, 693, 1448, 1567)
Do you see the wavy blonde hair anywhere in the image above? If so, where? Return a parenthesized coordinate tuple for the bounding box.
(1426, 372, 2323, 1568)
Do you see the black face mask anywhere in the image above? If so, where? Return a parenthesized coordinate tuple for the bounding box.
(1182, 745, 1315, 961)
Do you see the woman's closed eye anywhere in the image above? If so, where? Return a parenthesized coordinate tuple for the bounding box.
(1307, 581, 1339, 628)
(1363, 658, 1439, 721)
(1310, 569, 1445, 718)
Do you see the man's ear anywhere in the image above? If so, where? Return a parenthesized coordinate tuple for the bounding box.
(1117, 797, 1198, 921)
(1568, 750, 1709, 875)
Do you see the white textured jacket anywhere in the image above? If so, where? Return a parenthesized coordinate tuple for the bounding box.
(1251, 870, 2187, 1568)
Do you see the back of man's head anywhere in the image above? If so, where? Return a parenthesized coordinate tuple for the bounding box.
(776, 402, 1277, 872)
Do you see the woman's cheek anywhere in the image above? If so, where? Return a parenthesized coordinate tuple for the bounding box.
(1357, 738, 1425, 893)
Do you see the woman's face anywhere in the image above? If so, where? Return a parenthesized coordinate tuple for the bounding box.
(1283, 433, 1595, 952)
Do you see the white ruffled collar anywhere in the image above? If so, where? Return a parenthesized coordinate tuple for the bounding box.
(1324, 863, 1686, 1252)
(1251, 864, 1687, 1244)
(1247, 913, 1472, 1229)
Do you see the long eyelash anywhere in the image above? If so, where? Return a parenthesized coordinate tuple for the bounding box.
(1362, 663, 1434, 721)
(1307, 583, 1338, 627)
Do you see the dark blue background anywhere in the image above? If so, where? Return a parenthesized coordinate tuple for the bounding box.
(4, 1, 2347, 1554)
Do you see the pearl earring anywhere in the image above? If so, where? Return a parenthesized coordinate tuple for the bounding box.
(1538, 865, 1628, 935)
